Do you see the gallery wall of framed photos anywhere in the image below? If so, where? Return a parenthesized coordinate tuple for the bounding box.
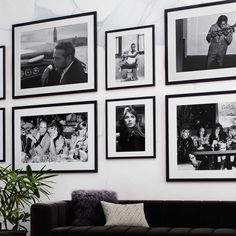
(2, 0, 236, 203)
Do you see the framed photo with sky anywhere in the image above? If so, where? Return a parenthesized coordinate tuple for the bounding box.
(13, 101, 97, 173)
(106, 96, 156, 159)
(105, 25, 155, 90)
(13, 12, 97, 98)
(165, 1, 236, 84)
(0, 108, 5, 162)
(166, 90, 236, 181)
(0, 46, 5, 99)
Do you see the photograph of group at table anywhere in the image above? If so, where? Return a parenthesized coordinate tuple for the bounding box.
(177, 102, 236, 171)
(20, 112, 88, 163)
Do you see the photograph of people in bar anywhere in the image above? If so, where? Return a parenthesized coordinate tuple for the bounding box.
(177, 102, 236, 171)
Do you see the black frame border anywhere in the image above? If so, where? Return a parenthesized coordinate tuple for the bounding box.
(12, 100, 98, 173)
(12, 11, 97, 99)
(165, 0, 236, 85)
(105, 25, 155, 90)
(166, 89, 236, 182)
(105, 96, 156, 159)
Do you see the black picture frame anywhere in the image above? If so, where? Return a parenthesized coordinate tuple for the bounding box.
(105, 25, 155, 90)
(106, 96, 156, 159)
(165, 0, 236, 85)
(0, 108, 5, 162)
(12, 101, 97, 173)
(12, 12, 97, 98)
(0, 46, 5, 100)
(166, 90, 236, 181)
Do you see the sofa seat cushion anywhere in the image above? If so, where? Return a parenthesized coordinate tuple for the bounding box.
(50, 226, 236, 235)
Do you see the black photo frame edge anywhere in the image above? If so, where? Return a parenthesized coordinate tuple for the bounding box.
(105, 25, 155, 90)
(164, 0, 236, 85)
(12, 11, 97, 99)
(0, 108, 6, 162)
(166, 89, 236, 182)
(12, 100, 98, 173)
(105, 96, 156, 159)
(0, 46, 6, 100)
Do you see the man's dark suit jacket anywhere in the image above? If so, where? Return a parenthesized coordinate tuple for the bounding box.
(46, 58, 88, 86)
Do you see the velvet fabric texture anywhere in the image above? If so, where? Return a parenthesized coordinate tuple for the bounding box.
(71, 190, 118, 226)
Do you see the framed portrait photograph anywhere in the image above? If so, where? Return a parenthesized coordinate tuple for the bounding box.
(0, 108, 5, 162)
(0, 46, 5, 99)
(165, 1, 236, 84)
(166, 90, 236, 181)
(13, 12, 97, 98)
(106, 96, 156, 159)
(105, 25, 155, 90)
(12, 101, 97, 173)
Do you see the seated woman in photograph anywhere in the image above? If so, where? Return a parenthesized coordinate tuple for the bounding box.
(47, 120, 65, 159)
(26, 120, 51, 161)
(177, 127, 200, 169)
(226, 125, 236, 169)
(70, 121, 88, 161)
(192, 126, 210, 150)
(209, 123, 227, 169)
(117, 106, 145, 152)
(192, 126, 213, 170)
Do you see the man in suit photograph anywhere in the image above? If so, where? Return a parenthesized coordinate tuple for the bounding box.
(41, 41, 87, 86)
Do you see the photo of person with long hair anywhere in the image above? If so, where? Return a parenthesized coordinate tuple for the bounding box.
(116, 105, 145, 152)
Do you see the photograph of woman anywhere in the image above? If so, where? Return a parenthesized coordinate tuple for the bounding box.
(116, 105, 145, 152)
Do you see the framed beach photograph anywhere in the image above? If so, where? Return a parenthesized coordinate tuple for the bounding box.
(166, 90, 236, 181)
(0, 46, 5, 99)
(165, 1, 236, 84)
(0, 108, 5, 162)
(12, 101, 97, 173)
(13, 12, 97, 98)
(106, 96, 156, 159)
(105, 25, 155, 90)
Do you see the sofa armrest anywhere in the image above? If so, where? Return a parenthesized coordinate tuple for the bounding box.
(31, 201, 70, 236)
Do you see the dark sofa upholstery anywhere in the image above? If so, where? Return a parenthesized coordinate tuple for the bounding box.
(31, 200, 236, 235)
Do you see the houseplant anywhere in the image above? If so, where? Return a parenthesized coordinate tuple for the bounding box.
(0, 164, 56, 235)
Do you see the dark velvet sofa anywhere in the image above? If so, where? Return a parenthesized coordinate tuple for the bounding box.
(31, 200, 236, 235)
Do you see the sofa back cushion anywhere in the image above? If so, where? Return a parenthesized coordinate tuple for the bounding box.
(71, 190, 118, 226)
(119, 200, 236, 228)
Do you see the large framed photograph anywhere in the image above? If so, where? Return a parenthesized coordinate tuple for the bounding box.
(13, 101, 97, 173)
(0, 46, 5, 99)
(105, 25, 155, 90)
(165, 1, 236, 84)
(106, 96, 156, 159)
(166, 90, 236, 181)
(13, 12, 97, 98)
(0, 108, 5, 162)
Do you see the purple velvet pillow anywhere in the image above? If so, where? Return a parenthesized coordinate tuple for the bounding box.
(71, 190, 118, 226)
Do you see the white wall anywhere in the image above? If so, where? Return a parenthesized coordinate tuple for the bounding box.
(3, 0, 236, 220)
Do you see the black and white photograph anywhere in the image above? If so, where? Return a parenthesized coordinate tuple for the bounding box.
(166, 91, 236, 181)
(165, 1, 236, 84)
(0, 46, 5, 99)
(13, 101, 97, 172)
(0, 108, 5, 162)
(13, 12, 97, 98)
(106, 96, 155, 159)
(106, 25, 155, 90)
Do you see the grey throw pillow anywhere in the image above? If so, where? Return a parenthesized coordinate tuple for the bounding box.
(101, 201, 149, 227)
(71, 190, 118, 226)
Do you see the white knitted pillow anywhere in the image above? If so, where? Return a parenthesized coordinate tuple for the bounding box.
(101, 201, 149, 227)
